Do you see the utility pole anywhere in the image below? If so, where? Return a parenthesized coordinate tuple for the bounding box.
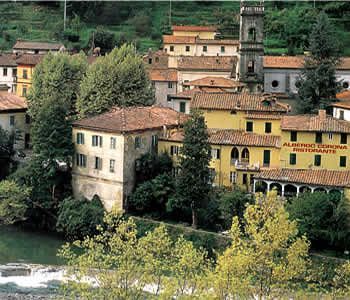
(169, 0, 172, 28)
(63, 0, 67, 31)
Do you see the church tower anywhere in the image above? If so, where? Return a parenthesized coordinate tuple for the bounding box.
(238, 0, 264, 92)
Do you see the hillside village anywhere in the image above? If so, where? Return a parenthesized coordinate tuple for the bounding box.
(1, 1, 350, 298)
(1, 2, 350, 208)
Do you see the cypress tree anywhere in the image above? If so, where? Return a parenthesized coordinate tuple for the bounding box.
(296, 12, 341, 113)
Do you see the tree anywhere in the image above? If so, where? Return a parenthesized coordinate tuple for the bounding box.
(168, 110, 211, 228)
(218, 188, 253, 230)
(0, 126, 16, 179)
(0, 180, 30, 225)
(58, 211, 209, 299)
(56, 195, 105, 240)
(129, 173, 175, 215)
(27, 52, 88, 119)
(296, 12, 341, 113)
(15, 52, 87, 229)
(89, 26, 115, 54)
(211, 191, 310, 299)
(287, 192, 350, 250)
(135, 152, 173, 185)
(77, 44, 154, 118)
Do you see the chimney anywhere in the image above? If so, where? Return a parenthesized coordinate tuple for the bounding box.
(318, 109, 326, 120)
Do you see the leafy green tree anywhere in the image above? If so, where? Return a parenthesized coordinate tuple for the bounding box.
(0, 126, 16, 179)
(89, 26, 115, 54)
(77, 44, 154, 117)
(58, 211, 209, 299)
(135, 152, 173, 185)
(296, 12, 341, 113)
(211, 191, 310, 299)
(218, 188, 253, 230)
(15, 52, 87, 229)
(287, 192, 350, 250)
(27, 52, 87, 119)
(56, 195, 105, 240)
(0, 180, 30, 225)
(129, 173, 175, 215)
(168, 110, 211, 228)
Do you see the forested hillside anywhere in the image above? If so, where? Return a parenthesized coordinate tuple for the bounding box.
(1, 1, 350, 55)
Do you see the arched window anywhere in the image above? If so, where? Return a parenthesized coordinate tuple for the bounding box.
(248, 60, 255, 73)
(248, 28, 256, 41)
(241, 148, 250, 164)
(231, 147, 239, 164)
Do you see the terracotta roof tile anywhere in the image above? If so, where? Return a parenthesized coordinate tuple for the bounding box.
(13, 41, 63, 51)
(16, 54, 44, 66)
(191, 92, 289, 113)
(170, 87, 225, 100)
(163, 35, 196, 44)
(0, 92, 27, 111)
(178, 56, 237, 71)
(161, 129, 281, 148)
(73, 106, 187, 133)
(148, 69, 177, 82)
(281, 112, 350, 133)
(0, 53, 17, 66)
(336, 90, 350, 101)
(264, 56, 304, 69)
(264, 55, 350, 70)
(195, 39, 239, 45)
(171, 25, 217, 32)
(183, 76, 245, 88)
(255, 168, 350, 188)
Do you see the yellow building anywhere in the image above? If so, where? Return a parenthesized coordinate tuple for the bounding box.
(159, 93, 289, 192)
(162, 25, 239, 57)
(158, 92, 350, 196)
(15, 54, 44, 97)
(72, 106, 186, 211)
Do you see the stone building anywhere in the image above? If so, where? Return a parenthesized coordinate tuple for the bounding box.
(72, 106, 186, 211)
(264, 56, 350, 95)
(13, 41, 64, 55)
(0, 91, 30, 150)
(238, 1, 264, 92)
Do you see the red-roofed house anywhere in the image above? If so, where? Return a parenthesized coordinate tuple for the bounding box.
(72, 106, 187, 210)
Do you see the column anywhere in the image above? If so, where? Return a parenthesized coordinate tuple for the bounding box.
(281, 183, 285, 197)
(253, 180, 256, 193)
(311, 187, 315, 193)
(296, 185, 301, 197)
(267, 181, 271, 192)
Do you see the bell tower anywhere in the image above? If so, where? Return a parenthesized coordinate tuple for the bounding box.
(238, 0, 264, 92)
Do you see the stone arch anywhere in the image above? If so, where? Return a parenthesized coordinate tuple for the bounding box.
(300, 186, 311, 193)
(314, 187, 327, 193)
(231, 147, 239, 164)
(255, 180, 267, 193)
(270, 182, 282, 195)
(284, 184, 297, 198)
(241, 148, 250, 164)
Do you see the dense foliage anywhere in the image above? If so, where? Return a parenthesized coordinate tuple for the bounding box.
(0, 127, 16, 179)
(0, 180, 30, 225)
(135, 152, 173, 185)
(296, 13, 341, 113)
(129, 174, 175, 216)
(287, 192, 350, 250)
(168, 110, 211, 228)
(77, 44, 154, 117)
(59, 192, 350, 298)
(56, 195, 105, 240)
(11, 52, 88, 229)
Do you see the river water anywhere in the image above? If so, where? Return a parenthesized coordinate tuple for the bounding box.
(0, 226, 66, 297)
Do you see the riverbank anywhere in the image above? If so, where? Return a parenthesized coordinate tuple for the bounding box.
(0, 293, 55, 299)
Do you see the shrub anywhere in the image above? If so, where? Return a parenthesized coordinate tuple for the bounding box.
(287, 192, 350, 250)
(129, 174, 175, 216)
(219, 188, 253, 230)
(56, 195, 105, 240)
(89, 26, 115, 54)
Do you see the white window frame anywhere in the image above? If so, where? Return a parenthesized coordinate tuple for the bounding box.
(110, 159, 115, 173)
(230, 171, 237, 184)
(110, 137, 116, 149)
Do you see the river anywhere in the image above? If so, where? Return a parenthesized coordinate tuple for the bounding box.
(0, 226, 66, 298)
